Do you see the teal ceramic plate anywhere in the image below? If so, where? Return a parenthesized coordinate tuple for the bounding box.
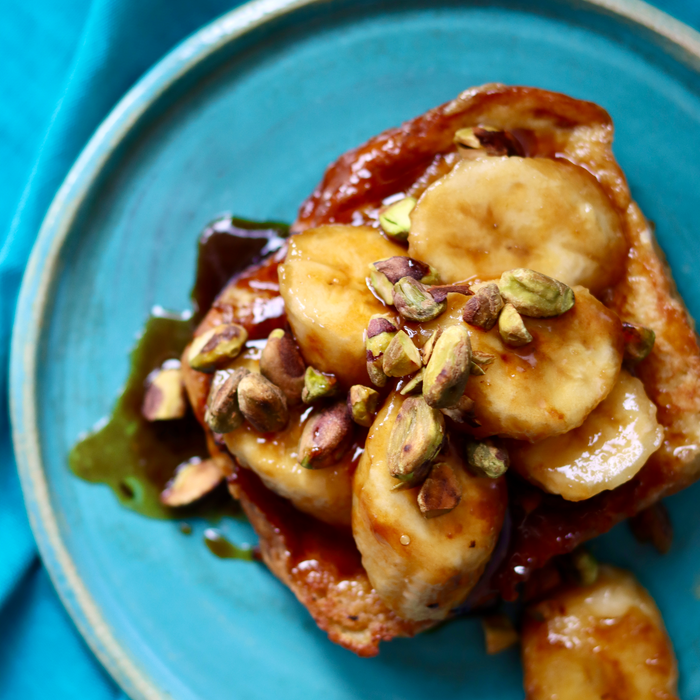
(11, 0, 700, 698)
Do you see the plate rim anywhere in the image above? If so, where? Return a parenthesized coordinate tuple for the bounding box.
(9, 0, 700, 698)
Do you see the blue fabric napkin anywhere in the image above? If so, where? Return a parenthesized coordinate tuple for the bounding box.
(1, 0, 699, 697)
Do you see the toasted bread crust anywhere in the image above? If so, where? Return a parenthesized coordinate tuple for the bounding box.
(185, 84, 700, 649)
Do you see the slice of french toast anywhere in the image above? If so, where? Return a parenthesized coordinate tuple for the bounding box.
(182, 84, 700, 652)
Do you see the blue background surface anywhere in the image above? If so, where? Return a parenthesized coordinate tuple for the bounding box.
(1, 1, 700, 698)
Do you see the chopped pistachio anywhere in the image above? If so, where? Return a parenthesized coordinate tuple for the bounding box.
(470, 350, 495, 375)
(298, 401, 354, 469)
(400, 368, 424, 396)
(204, 368, 250, 433)
(260, 328, 305, 405)
(237, 372, 289, 433)
(423, 325, 472, 408)
(368, 265, 396, 305)
(142, 366, 186, 421)
(393, 277, 446, 322)
(188, 323, 248, 373)
(463, 283, 504, 330)
(421, 330, 440, 365)
(568, 548, 599, 587)
(348, 385, 380, 427)
(417, 462, 462, 518)
(388, 396, 445, 489)
(366, 314, 398, 387)
(481, 615, 519, 655)
(383, 330, 422, 377)
(302, 366, 339, 404)
(499, 269, 575, 318)
(622, 322, 656, 363)
(440, 395, 476, 424)
(160, 457, 224, 507)
(378, 196, 416, 241)
(498, 303, 533, 347)
(372, 256, 438, 285)
(466, 439, 509, 478)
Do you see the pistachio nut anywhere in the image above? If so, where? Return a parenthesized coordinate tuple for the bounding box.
(237, 372, 289, 433)
(204, 368, 250, 433)
(622, 321, 656, 363)
(498, 303, 533, 347)
(470, 350, 495, 376)
(567, 548, 599, 587)
(378, 196, 417, 241)
(481, 615, 519, 655)
(417, 462, 462, 518)
(366, 314, 398, 387)
(160, 457, 224, 507)
(302, 366, 339, 404)
(383, 330, 422, 377)
(453, 126, 521, 157)
(142, 366, 186, 421)
(393, 277, 446, 322)
(498, 269, 575, 318)
(399, 368, 424, 396)
(368, 265, 395, 305)
(260, 328, 306, 405)
(348, 385, 380, 427)
(440, 394, 476, 424)
(298, 401, 354, 469)
(423, 325, 472, 409)
(462, 283, 504, 330)
(188, 323, 248, 373)
(421, 330, 440, 365)
(373, 256, 439, 285)
(387, 396, 445, 488)
(466, 439, 509, 479)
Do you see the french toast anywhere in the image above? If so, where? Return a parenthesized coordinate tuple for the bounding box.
(180, 84, 700, 655)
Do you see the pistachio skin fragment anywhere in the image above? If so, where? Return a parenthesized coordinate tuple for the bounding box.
(260, 328, 306, 405)
(373, 256, 438, 285)
(378, 196, 417, 241)
(463, 283, 504, 330)
(471, 351, 495, 376)
(302, 366, 339, 404)
(498, 303, 533, 347)
(400, 368, 424, 396)
(160, 457, 224, 507)
(428, 283, 473, 304)
(366, 314, 398, 387)
(629, 503, 673, 554)
(142, 367, 186, 421)
(481, 615, 519, 655)
(188, 323, 248, 372)
(383, 330, 422, 377)
(237, 372, 289, 433)
(622, 322, 656, 363)
(417, 462, 462, 518)
(204, 368, 250, 434)
(298, 401, 354, 469)
(388, 396, 445, 489)
(498, 269, 575, 318)
(466, 439, 509, 479)
(393, 277, 446, 322)
(423, 325, 472, 409)
(348, 385, 380, 427)
(440, 395, 476, 424)
(453, 126, 521, 157)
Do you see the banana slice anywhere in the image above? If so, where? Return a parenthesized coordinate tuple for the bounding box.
(352, 391, 507, 622)
(511, 370, 663, 501)
(408, 157, 627, 294)
(417, 286, 624, 442)
(522, 566, 679, 700)
(278, 225, 404, 388)
(222, 349, 354, 527)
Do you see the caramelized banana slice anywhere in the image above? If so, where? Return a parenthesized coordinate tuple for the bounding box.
(352, 391, 506, 621)
(223, 350, 353, 527)
(418, 287, 624, 441)
(409, 157, 627, 293)
(278, 225, 404, 387)
(511, 370, 663, 501)
(522, 566, 679, 700)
